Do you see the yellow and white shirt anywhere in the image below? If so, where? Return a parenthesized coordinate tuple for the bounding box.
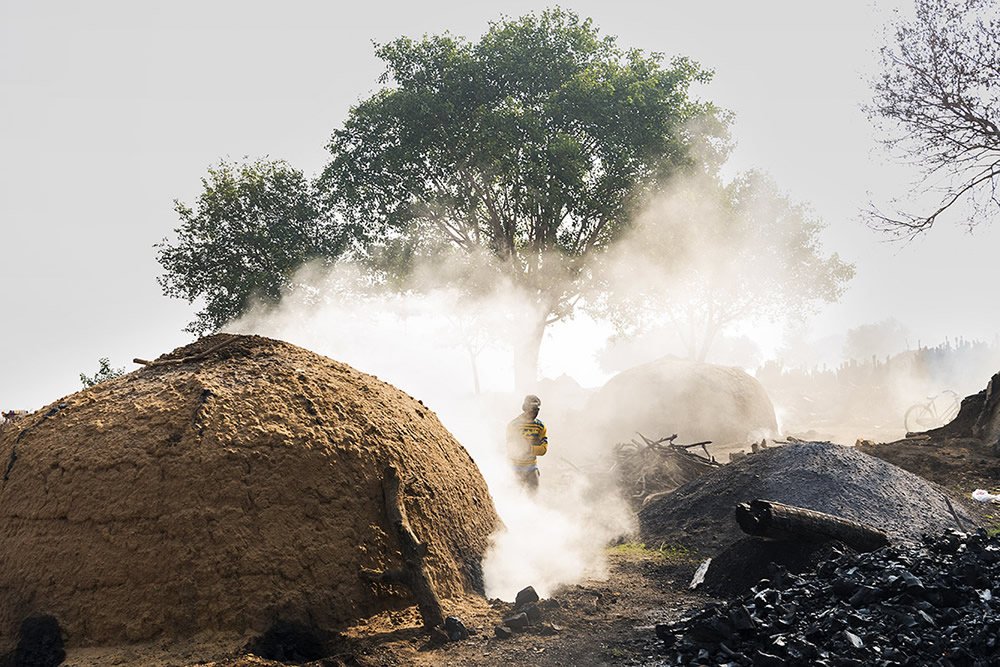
(506, 415, 548, 469)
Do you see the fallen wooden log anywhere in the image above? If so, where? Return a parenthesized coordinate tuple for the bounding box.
(366, 465, 445, 630)
(735, 499, 889, 552)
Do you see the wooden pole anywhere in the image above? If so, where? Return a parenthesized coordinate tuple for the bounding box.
(381, 465, 445, 630)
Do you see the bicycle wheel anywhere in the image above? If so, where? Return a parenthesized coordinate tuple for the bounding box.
(904, 404, 936, 432)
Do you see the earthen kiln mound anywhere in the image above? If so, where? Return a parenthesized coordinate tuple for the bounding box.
(0, 334, 498, 652)
(586, 358, 778, 449)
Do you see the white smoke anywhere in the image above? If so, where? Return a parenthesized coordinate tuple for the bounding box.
(225, 259, 635, 600)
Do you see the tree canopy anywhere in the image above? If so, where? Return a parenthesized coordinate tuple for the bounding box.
(867, 0, 1000, 234)
(80, 358, 126, 387)
(157, 158, 346, 335)
(321, 8, 730, 387)
(597, 172, 854, 362)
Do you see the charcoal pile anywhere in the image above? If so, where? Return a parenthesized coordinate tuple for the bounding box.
(702, 538, 858, 599)
(659, 529, 1000, 666)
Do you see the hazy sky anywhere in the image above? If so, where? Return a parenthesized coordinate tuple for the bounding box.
(2, 0, 998, 410)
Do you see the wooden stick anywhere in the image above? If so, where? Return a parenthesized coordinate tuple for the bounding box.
(134, 335, 238, 367)
(942, 494, 967, 533)
(382, 465, 445, 630)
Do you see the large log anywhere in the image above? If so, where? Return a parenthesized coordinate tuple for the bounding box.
(380, 466, 445, 630)
(735, 499, 889, 552)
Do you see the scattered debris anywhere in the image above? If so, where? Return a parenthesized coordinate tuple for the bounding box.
(701, 538, 857, 598)
(689, 558, 712, 590)
(491, 585, 563, 641)
(973, 488, 1000, 503)
(612, 433, 720, 507)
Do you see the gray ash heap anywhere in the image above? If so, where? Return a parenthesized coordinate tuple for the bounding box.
(639, 441, 980, 557)
(660, 529, 1000, 666)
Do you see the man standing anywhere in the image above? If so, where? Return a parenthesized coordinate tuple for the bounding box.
(506, 394, 548, 492)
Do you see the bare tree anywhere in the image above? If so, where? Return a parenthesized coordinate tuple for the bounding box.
(867, 0, 1000, 235)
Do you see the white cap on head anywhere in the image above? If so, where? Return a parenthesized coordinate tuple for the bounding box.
(522, 394, 541, 411)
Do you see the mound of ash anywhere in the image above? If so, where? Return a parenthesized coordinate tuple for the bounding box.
(639, 441, 978, 559)
(659, 529, 1000, 666)
(0, 334, 498, 652)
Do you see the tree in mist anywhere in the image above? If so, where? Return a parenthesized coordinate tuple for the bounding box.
(598, 172, 854, 363)
(844, 318, 912, 362)
(320, 8, 730, 389)
(867, 0, 1000, 234)
(156, 158, 346, 336)
(80, 358, 126, 387)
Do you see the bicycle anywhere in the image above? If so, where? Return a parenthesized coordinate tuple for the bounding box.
(904, 390, 961, 433)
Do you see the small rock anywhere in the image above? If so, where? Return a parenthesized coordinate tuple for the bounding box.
(503, 612, 530, 631)
(843, 629, 863, 649)
(654, 624, 675, 645)
(537, 622, 561, 636)
(494, 625, 513, 639)
(514, 586, 540, 609)
(444, 615, 468, 641)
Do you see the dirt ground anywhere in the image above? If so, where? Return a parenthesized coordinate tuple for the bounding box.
(132, 550, 711, 667)
(56, 549, 710, 666)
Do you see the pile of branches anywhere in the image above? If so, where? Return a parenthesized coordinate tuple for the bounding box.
(612, 433, 721, 508)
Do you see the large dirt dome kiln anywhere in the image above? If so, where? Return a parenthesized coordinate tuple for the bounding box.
(0, 335, 498, 650)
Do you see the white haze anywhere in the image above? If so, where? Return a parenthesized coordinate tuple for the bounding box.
(224, 169, 1000, 597)
(226, 261, 636, 600)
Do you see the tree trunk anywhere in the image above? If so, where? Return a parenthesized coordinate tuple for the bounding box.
(513, 317, 546, 394)
(695, 320, 721, 364)
(466, 345, 481, 395)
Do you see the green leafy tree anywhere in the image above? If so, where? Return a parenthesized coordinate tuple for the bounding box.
(867, 0, 1000, 234)
(598, 172, 854, 362)
(157, 158, 345, 335)
(321, 8, 730, 388)
(80, 358, 126, 387)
